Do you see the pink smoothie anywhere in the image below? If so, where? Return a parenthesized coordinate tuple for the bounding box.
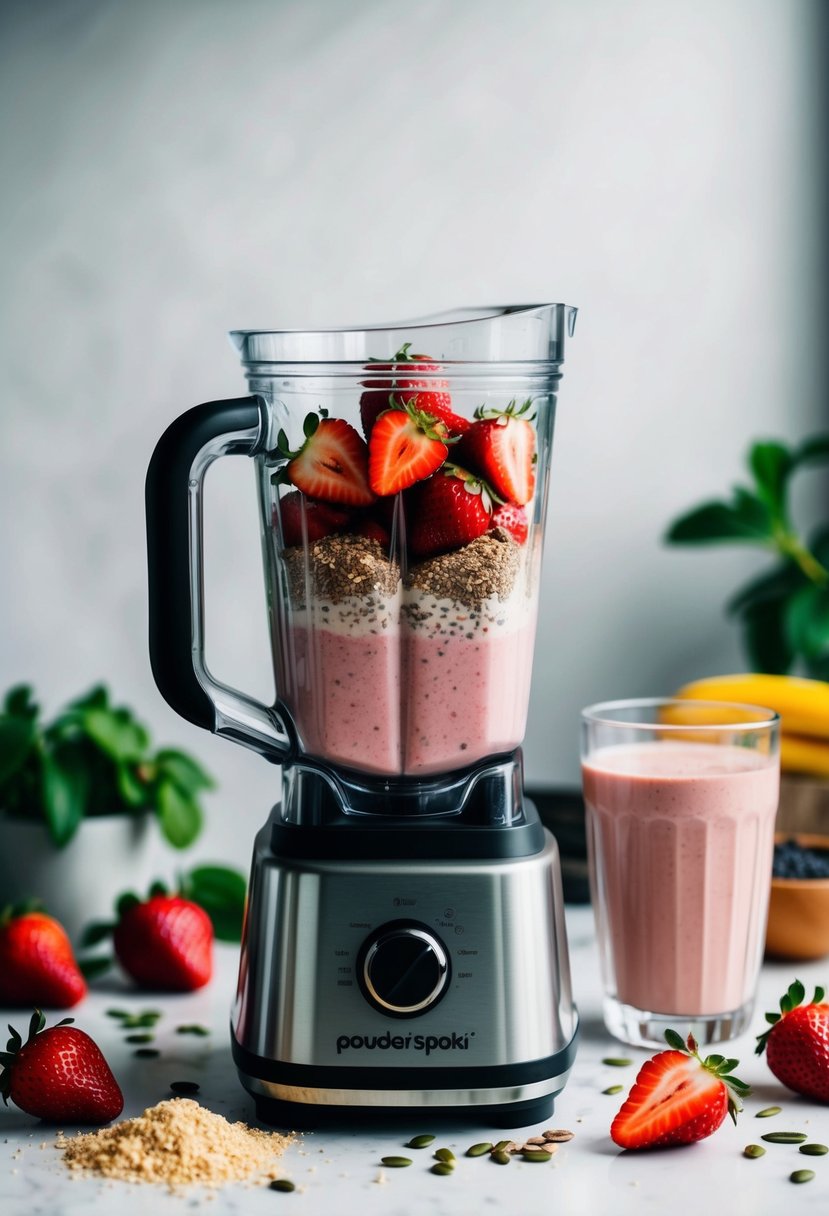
(582, 741, 779, 1016)
(282, 616, 535, 776)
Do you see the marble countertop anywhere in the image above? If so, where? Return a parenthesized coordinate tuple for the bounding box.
(2, 905, 828, 1214)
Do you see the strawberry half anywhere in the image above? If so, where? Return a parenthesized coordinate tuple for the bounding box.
(455, 398, 536, 506)
(755, 979, 829, 1102)
(276, 490, 351, 547)
(407, 464, 494, 558)
(0, 906, 87, 1009)
(359, 343, 468, 438)
(0, 1010, 123, 1124)
(368, 401, 450, 496)
(490, 502, 528, 545)
(610, 1030, 749, 1150)
(275, 413, 374, 507)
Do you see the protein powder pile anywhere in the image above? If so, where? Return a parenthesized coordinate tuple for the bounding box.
(60, 1098, 294, 1189)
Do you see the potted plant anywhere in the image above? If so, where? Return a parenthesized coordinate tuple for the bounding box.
(0, 684, 215, 941)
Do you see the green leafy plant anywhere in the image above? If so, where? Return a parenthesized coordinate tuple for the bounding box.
(665, 435, 829, 677)
(0, 684, 214, 848)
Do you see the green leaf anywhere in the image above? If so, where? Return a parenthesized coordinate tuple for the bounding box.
(154, 749, 215, 795)
(182, 865, 247, 942)
(78, 956, 112, 979)
(793, 434, 829, 469)
(749, 441, 792, 519)
(0, 716, 35, 784)
(665, 497, 773, 545)
(664, 1028, 686, 1052)
(116, 892, 140, 918)
(3, 686, 38, 719)
(67, 685, 109, 713)
(741, 597, 795, 675)
(80, 921, 116, 948)
(302, 412, 320, 439)
(82, 706, 149, 762)
(789, 979, 805, 1007)
(785, 585, 829, 661)
(116, 762, 148, 807)
(157, 780, 202, 849)
(727, 562, 805, 617)
(815, 986, 826, 1004)
(41, 745, 90, 846)
(810, 524, 829, 568)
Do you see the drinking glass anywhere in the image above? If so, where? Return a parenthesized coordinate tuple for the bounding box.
(581, 698, 780, 1047)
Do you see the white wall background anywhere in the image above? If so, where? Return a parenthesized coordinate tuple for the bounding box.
(0, 0, 824, 869)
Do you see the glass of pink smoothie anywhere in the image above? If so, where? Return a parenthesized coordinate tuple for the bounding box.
(581, 698, 780, 1048)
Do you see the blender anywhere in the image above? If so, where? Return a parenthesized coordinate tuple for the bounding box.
(145, 304, 579, 1126)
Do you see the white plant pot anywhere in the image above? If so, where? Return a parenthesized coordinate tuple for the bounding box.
(0, 813, 175, 945)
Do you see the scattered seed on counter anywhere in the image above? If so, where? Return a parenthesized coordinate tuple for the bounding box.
(169, 1081, 200, 1096)
(490, 1151, 511, 1165)
(176, 1024, 210, 1037)
(755, 1106, 782, 1118)
(466, 1143, 493, 1157)
(106, 1010, 130, 1020)
(543, 1129, 574, 1143)
(406, 1135, 435, 1149)
(269, 1179, 295, 1192)
(380, 1157, 412, 1168)
(790, 1170, 815, 1184)
(125, 1034, 154, 1044)
(431, 1163, 454, 1176)
(743, 1145, 766, 1158)
(799, 1143, 828, 1156)
(433, 1148, 455, 1163)
(133, 1048, 160, 1059)
(521, 1150, 552, 1163)
(603, 1085, 624, 1095)
(602, 1057, 632, 1067)
(761, 1132, 808, 1144)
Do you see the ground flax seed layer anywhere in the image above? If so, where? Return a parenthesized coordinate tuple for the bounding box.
(60, 1098, 294, 1188)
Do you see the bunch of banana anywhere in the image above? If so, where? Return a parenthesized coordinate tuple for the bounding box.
(674, 674, 829, 778)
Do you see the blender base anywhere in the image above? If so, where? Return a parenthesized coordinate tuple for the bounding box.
(250, 1093, 555, 1130)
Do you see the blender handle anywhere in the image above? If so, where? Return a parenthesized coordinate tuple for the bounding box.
(145, 396, 293, 762)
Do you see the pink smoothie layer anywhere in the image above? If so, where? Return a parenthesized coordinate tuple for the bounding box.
(582, 741, 779, 1016)
(282, 618, 535, 776)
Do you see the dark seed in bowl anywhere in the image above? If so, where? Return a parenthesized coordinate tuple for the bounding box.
(772, 840, 829, 880)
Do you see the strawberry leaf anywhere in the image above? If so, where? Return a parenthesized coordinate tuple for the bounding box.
(664, 1029, 686, 1052)
(6, 1026, 21, 1053)
(815, 986, 826, 1004)
(78, 956, 112, 979)
(81, 920, 116, 948)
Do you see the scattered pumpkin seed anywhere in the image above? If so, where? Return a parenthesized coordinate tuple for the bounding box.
(790, 1169, 815, 1184)
(434, 1148, 455, 1163)
(176, 1024, 210, 1036)
(491, 1140, 511, 1153)
(125, 1033, 154, 1044)
(381, 1157, 412, 1168)
(133, 1047, 160, 1059)
(169, 1081, 200, 1095)
(270, 1179, 296, 1192)
(602, 1057, 632, 1067)
(106, 1009, 130, 1019)
(431, 1163, 454, 1176)
(465, 1143, 493, 1157)
(761, 1132, 808, 1144)
(743, 1144, 766, 1159)
(603, 1085, 624, 1095)
(799, 1144, 828, 1156)
(406, 1134, 435, 1149)
(521, 1150, 552, 1163)
(491, 1150, 510, 1165)
(543, 1129, 574, 1143)
(755, 1106, 782, 1118)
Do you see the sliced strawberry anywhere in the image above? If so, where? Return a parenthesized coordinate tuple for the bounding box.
(277, 414, 374, 506)
(611, 1031, 749, 1150)
(455, 399, 536, 505)
(490, 502, 528, 545)
(360, 344, 468, 438)
(407, 464, 493, 558)
(276, 491, 351, 547)
(368, 402, 449, 496)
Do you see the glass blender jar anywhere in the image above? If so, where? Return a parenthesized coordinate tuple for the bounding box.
(146, 304, 579, 1125)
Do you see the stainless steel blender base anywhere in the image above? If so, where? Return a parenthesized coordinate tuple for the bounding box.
(231, 804, 579, 1122)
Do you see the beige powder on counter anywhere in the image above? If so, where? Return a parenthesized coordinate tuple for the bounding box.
(60, 1098, 295, 1189)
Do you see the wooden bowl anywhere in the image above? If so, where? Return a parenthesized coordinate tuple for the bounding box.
(765, 833, 829, 961)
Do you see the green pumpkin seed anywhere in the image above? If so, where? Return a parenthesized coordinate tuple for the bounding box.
(406, 1135, 435, 1149)
(799, 1143, 828, 1156)
(761, 1132, 808, 1144)
(521, 1150, 552, 1163)
(125, 1033, 154, 1044)
(603, 1085, 624, 1095)
(491, 1150, 510, 1165)
(106, 1009, 130, 1019)
(381, 1157, 412, 1168)
(465, 1142, 493, 1157)
(755, 1106, 782, 1118)
(743, 1144, 766, 1159)
(431, 1162, 454, 1176)
(790, 1169, 815, 1184)
(270, 1179, 296, 1192)
(169, 1080, 200, 1095)
(491, 1140, 511, 1153)
(434, 1148, 455, 1163)
(602, 1057, 632, 1067)
(133, 1047, 160, 1058)
(177, 1024, 210, 1036)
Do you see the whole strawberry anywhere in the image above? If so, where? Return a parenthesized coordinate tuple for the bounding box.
(113, 890, 213, 992)
(0, 906, 86, 1009)
(611, 1030, 749, 1150)
(359, 343, 468, 438)
(276, 490, 351, 547)
(0, 1010, 123, 1124)
(407, 464, 493, 558)
(755, 979, 829, 1102)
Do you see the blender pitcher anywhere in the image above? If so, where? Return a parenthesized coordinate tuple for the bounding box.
(146, 304, 579, 1124)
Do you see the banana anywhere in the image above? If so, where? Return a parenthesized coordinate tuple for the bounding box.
(675, 674, 829, 741)
(780, 734, 829, 778)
